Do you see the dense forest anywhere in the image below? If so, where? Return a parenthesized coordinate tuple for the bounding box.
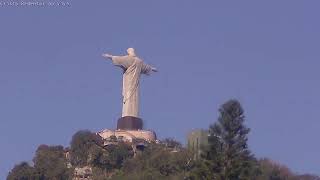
(7, 100, 320, 180)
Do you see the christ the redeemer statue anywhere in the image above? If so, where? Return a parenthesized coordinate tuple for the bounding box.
(102, 48, 157, 120)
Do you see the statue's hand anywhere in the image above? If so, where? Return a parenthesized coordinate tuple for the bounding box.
(151, 67, 158, 72)
(102, 53, 113, 59)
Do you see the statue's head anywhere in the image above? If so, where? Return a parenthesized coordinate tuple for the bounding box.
(127, 48, 136, 56)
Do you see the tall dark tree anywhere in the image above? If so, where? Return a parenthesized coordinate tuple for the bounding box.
(205, 99, 259, 180)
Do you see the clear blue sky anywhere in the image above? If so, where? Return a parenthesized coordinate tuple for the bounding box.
(1, 0, 319, 178)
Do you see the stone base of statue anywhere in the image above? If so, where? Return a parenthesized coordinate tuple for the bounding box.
(98, 128, 157, 145)
(117, 116, 143, 130)
(98, 117, 157, 147)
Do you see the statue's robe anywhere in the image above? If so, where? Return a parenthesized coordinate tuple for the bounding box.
(111, 55, 152, 117)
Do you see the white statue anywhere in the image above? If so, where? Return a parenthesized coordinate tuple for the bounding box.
(102, 48, 157, 118)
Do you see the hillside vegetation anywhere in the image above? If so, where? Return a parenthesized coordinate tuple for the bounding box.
(7, 100, 319, 180)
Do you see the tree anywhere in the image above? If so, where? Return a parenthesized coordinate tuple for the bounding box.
(7, 162, 39, 180)
(255, 158, 320, 180)
(204, 99, 259, 180)
(33, 145, 70, 180)
(70, 130, 102, 166)
(113, 142, 193, 180)
(90, 142, 133, 172)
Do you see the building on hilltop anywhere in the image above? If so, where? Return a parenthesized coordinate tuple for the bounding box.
(187, 129, 209, 160)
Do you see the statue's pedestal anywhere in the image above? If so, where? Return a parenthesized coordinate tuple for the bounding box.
(98, 129, 157, 144)
(117, 116, 143, 130)
(97, 116, 157, 145)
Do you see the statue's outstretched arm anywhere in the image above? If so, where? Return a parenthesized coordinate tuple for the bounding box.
(141, 62, 157, 75)
(102, 53, 113, 60)
(151, 67, 158, 72)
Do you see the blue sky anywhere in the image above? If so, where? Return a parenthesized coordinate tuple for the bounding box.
(1, 0, 320, 178)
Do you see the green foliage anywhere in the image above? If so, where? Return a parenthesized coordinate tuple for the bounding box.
(7, 145, 72, 180)
(201, 99, 259, 180)
(187, 160, 213, 180)
(69, 130, 102, 166)
(90, 142, 133, 171)
(7, 162, 39, 180)
(33, 145, 71, 180)
(113, 142, 192, 180)
(9, 100, 320, 180)
(256, 158, 297, 180)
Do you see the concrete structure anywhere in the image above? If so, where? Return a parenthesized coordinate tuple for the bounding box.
(187, 129, 209, 160)
(102, 48, 157, 118)
(97, 48, 157, 148)
(117, 116, 143, 130)
(100, 48, 158, 143)
(97, 129, 156, 145)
